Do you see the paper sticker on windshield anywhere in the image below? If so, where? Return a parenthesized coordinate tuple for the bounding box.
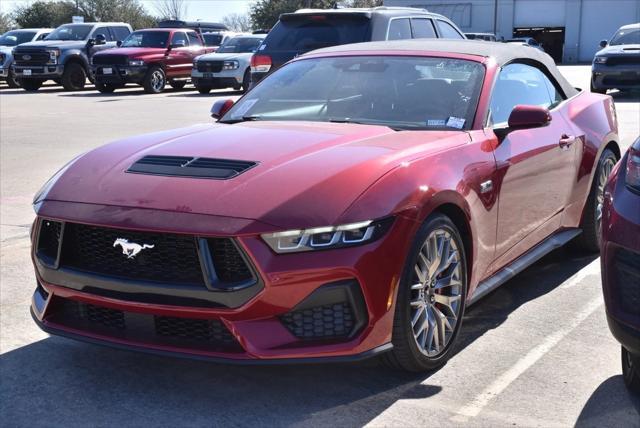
(233, 99, 258, 117)
(446, 117, 466, 129)
(427, 119, 446, 127)
(258, 44, 266, 51)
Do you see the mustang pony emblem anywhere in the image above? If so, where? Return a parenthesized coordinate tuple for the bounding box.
(113, 238, 154, 259)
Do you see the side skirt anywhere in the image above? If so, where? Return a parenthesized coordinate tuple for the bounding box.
(468, 229, 582, 306)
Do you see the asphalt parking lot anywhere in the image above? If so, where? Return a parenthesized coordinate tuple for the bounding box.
(1, 65, 639, 427)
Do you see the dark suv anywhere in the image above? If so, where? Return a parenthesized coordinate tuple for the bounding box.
(250, 6, 465, 86)
(591, 23, 640, 94)
(12, 22, 132, 91)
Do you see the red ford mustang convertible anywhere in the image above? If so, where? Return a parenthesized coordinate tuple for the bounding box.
(31, 40, 621, 371)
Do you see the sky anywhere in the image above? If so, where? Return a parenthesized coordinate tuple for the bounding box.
(1, 0, 254, 22)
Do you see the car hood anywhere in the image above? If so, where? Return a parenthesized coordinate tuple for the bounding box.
(597, 44, 640, 55)
(42, 122, 469, 229)
(94, 47, 167, 57)
(17, 40, 87, 49)
(198, 52, 252, 61)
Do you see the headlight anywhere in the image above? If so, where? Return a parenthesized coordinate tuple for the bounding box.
(223, 60, 239, 70)
(128, 59, 144, 67)
(261, 218, 394, 254)
(594, 56, 607, 64)
(46, 48, 60, 64)
(625, 145, 640, 193)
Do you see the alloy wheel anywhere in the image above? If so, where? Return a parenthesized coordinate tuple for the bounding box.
(409, 228, 463, 357)
(151, 70, 165, 92)
(595, 156, 616, 228)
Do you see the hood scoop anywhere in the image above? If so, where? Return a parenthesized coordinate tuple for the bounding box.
(127, 155, 258, 179)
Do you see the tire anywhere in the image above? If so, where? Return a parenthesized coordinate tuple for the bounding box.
(61, 62, 87, 91)
(6, 70, 21, 88)
(142, 66, 166, 94)
(197, 86, 211, 94)
(20, 79, 43, 91)
(590, 77, 606, 94)
(242, 68, 251, 93)
(622, 347, 640, 394)
(95, 81, 116, 93)
(572, 148, 618, 252)
(383, 213, 468, 372)
(169, 80, 186, 90)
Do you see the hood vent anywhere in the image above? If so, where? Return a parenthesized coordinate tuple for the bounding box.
(127, 155, 258, 179)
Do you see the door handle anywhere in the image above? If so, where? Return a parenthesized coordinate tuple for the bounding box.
(559, 134, 575, 149)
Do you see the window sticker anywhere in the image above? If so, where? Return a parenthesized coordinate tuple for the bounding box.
(427, 119, 446, 127)
(258, 44, 266, 50)
(446, 116, 466, 129)
(233, 99, 258, 117)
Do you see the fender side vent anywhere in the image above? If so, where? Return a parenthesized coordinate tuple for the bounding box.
(127, 155, 258, 179)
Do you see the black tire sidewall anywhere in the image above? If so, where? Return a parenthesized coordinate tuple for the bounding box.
(143, 66, 165, 94)
(242, 69, 251, 92)
(622, 347, 640, 393)
(62, 63, 86, 91)
(7, 70, 21, 88)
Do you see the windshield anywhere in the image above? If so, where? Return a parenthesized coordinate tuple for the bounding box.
(217, 37, 263, 53)
(222, 56, 484, 131)
(121, 31, 170, 48)
(203, 34, 223, 46)
(264, 15, 371, 52)
(610, 27, 640, 45)
(0, 30, 37, 46)
(45, 24, 93, 41)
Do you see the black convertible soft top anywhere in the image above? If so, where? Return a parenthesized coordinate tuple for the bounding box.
(307, 39, 578, 98)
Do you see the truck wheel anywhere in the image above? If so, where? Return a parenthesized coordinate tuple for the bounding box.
(62, 63, 87, 91)
(143, 66, 166, 94)
(242, 69, 251, 93)
(95, 82, 116, 94)
(21, 79, 43, 91)
(169, 80, 186, 90)
(6, 70, 21, 88)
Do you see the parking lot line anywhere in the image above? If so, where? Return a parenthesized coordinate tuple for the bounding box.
(450, 296, 604, 423)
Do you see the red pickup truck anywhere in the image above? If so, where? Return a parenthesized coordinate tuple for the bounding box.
(91, 28, 212, 93)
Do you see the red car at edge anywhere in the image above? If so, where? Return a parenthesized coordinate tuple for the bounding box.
(31, 40, 621, 371)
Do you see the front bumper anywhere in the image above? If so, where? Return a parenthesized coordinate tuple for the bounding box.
(30, 202, 413, 362)
(592, 63, 640, 90)
(601, 154, 640, 353)
(13, 64, 64, 79)
(192, 69, 242, 89)
(93, 65, 148, 86)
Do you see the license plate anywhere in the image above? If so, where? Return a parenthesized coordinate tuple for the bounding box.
(203, 72, 214, 78)
(102, 67, 113, 75)
(23, 69, 31, 76)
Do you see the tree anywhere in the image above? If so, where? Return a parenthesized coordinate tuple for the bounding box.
(153, 0, 189, 21)
(12, 1, 77, 29)
(344, 0, 382, 6)
(0, 12, 13, 33)
(78, 0, 157, 29)
(250, 0, 335, 30)
(222, 13, 252, 32)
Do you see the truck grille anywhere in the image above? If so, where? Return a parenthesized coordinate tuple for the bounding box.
(13, 49, 50, 66)
(197, 61, 223, 73)
(92, 55, 129, 66)
(606, 56, 640, 66)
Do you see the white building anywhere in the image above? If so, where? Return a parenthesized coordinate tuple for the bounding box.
(383, 0, 640, 63)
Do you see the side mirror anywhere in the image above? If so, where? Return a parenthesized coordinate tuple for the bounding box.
(495, 105, 552, 140)
(170, 40, 187, 49)
(600, 40, 608, 48)
(210, 99, 234, 119)
(94, 34, 107, 45)
(116, 40, 122, 47)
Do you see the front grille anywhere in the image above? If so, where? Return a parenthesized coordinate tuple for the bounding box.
(127, 155, 257, 179)
(60, 223, 205, 286)
(197, 61, 223, 73)
(13, 49, 50, 66)
(614, 248, 640, 316)
(37, 220, 62, 263)
(281, 302, 355, 340)
(603, 74, 640, 85)
(208, 239, 253, 283)
(51, 298, 242, 352)
(92, 55, 129, 66)
(606, 56, 640, 66)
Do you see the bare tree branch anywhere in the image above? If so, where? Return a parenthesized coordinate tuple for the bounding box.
(222, 13, 252, 32)
(153, 0, 189, 20)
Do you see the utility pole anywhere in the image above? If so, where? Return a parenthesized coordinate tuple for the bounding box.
(493, 0, 498, 36)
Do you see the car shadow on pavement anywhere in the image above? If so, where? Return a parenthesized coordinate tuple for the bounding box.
(574, 376, 640, 427)
(166, 89, 243, 98)
(0, 248, 597, 426)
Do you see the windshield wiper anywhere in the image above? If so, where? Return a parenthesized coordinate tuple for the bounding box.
(328, 117, 404, 131)
(218, 115, 263, 124)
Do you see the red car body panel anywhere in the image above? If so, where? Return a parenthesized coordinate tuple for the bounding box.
(31, 47, 620, 362)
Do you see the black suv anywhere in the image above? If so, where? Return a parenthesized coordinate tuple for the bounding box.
(250, 7, 465, 86)
(12, 22, 132, 91)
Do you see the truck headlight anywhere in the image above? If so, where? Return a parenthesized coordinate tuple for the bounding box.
(46, 49, 60, 64)
(593, 56, 607, 64)
(261, 218, 394, 254)
(223, 60, 239, 70)
(128, 59, 144, 67)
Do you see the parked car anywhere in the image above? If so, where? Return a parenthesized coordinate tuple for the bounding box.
(465, 32, 496, 42)
(250, 6, 466, 87)
(0, 28, 52, 88)
(505, 37, 544, 52)
(92, 28, 211, 94)
(192, 33, 266, 94)
(591, 23, 640, 94)
(29, 40, 619, 371)
(601, 136, 640, 393)
(12, 22, 132, 91)
(201, 31, 237, 50)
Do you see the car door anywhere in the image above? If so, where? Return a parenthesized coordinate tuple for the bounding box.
(489, 62, 577, 263)
(186, 31, 208, 59)
(166, 31, 191, 78)
(89, 26, 116, 56)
